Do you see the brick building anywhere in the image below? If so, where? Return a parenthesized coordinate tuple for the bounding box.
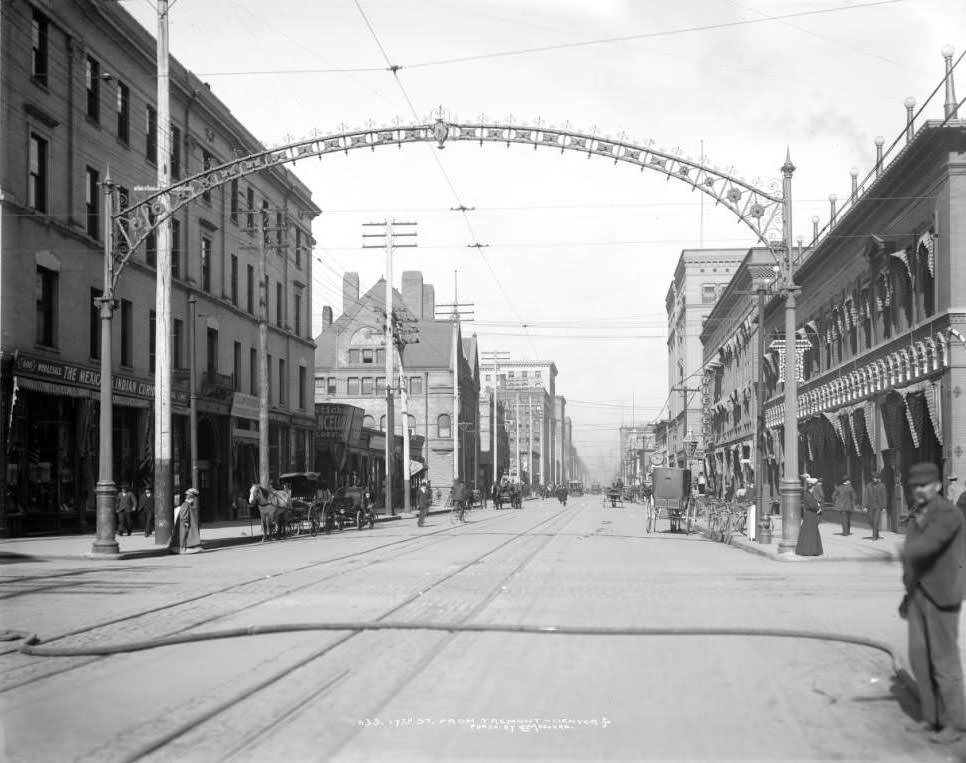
(314, 272, 479, 504)
(0, 0, 319, 534)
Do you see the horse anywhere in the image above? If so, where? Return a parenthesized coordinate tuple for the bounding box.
(248, 483, 292, 540)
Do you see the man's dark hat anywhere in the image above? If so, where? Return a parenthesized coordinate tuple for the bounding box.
(908, 462, 940, 486)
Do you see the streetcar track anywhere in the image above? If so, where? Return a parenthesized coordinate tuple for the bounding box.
(109, 505, 577, 763)
(0, 511, 512, 691)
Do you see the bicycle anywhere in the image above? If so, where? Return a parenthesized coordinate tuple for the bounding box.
(449, 497, 467, 524)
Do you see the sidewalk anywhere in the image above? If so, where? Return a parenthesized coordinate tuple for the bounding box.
(698, 513, 905, 563)
(0, 509, 445, 562)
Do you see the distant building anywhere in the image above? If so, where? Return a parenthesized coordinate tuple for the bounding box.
(314, 272, 479, 504)
(619, 424, 657, 486)
(665, 248, 747, 471)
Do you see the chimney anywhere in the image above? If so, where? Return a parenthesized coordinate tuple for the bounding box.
(401, 271, 424, 319)
(342, 272, 359, 315)
(322, 306, 333, 330)
(943, 46, 958, 120)
(422, 284, 435, 320)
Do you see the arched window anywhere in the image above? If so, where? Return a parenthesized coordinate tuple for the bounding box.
(407, 414, 416, 433)
(379, 415, 386, 432)
(362, 415, 375, 429)
(437, 414, 451, 439)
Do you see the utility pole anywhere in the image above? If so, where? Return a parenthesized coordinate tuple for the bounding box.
(515, 394, 521, 483)
(91, 175, 119, 556)
(393, 315, 419, 513)
(437, 279, 474, 486)
(153, 0, 173, 546)
(671, 385, 701, 474)
(189, 297, 199, 493)
(257, 216, 270, 487)
(527, 387, 533, 490)
(363, 220, 417, 514)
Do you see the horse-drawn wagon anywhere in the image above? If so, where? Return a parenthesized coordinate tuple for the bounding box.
(651, 467, 695, 533)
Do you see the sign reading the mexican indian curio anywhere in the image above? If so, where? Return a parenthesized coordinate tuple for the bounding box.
(15, 352, 189, 405)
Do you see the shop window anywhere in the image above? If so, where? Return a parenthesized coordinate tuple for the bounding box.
(31, 10, 49, 87)
(35, 266, 57, 347)
(437, 414, 451, 439)
(347, 377, 360, 395)
(85, 56, 100, 121)
(28, 133, 47, 213)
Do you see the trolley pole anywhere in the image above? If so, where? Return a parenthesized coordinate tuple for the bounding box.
(257, 219, 269, 487)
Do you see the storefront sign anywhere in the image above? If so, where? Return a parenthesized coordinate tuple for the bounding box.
(15, 352, 189, 404)
(315, 403, 363, 443)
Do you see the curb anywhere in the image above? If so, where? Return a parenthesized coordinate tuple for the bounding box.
(696, 523, 900, 563)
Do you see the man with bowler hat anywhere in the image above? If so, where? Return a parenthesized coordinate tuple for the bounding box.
(833, 477, 857, 536)
(115, 484, 136, 536)
(864, 471, 888, 541)
(900, 462, 966, 744)
(141, 486, 155, 537)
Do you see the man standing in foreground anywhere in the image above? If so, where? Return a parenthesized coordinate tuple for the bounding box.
(864, 471, 888, 541)
(416, 481, 432, 527)
(900, 462, 966, 745)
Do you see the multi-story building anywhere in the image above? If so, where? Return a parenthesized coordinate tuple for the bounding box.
(479, 358, 557, 488)
(761, 101, 965, 531)
(0, 0, 319, 534)
(619, 424, 657, 486)
(700, 248, 775, 498)
(478, 387, 509, 488)
(314, 272, 479, 504)
(665, 248, 746, 470)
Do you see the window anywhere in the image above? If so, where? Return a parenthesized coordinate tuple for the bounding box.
(85, 56, 100, 121)
(170, 125, 181, 178)
(379, 415, 386, 432)
(85, 167, 99, 239)
(362, 349, 373, 364)
(120, 299, 133, 367)
(508, 371, 515, 378)
(375, 348, 385, 365)
(522, 371, 528, 378)
(145, 213, 157, 267)
(410, 377, 422, 396)
(202, 151, 212, 203)
(361, 377, 374, 395)
(250, 348, 257, 395)
(116, 186, 130, 241)
(31, 10, 48, 87)
(89, 288, 102, 358)
(233, 342, 241, 392)
(246, 187, 255, 230)
(173, 319, 185, 369)
(278, 359, 286, 405)
(327, 377, 337, 395)
(294, 293, 302, 337)
(267, 354, 272, 400)
(702, 284, 717, 304)
(145, 106, 157, 163)
(298, 366, 306, 409)
(230, 255, 238, 305)
(171, 219, 182, 279)
(149, 311, 157, 373)
(201, 237, 212, 292)
(116, 82, 130, 142)
(347, 377, 360, 395)
(206, 328, 218, 375)
(230, 179, 239, 224)
(348, 349, 361, 365)
(294, 228, 302, 268)
(28, 134, 47, 212)
(275, 212, 283, 246)
(535, 370, 542, 378)
(276, 282, 283, 326)
(363, 415, 375, 428)
(246, 265, 254, 313)
(36, 266, 57, 347)
(437, 414, 451, 439)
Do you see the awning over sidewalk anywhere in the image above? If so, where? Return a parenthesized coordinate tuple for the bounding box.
(409, 460, 426, 477)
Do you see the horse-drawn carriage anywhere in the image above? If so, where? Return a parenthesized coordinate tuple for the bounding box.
(603, 486, 624, 508)
(493, 483, 522, 510)
(651, 466, 695, 533)
(325, 485, 376, 531)
(249, 474, 376, 540)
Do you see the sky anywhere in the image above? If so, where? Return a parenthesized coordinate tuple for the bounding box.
(123, 0, 963, 474)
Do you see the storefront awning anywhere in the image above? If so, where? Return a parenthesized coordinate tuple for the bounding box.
(409, 460, 426, 477)
(15, 376, 93, 399)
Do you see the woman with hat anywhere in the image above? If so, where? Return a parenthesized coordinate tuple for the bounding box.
(796, 475, 824, 556)
(170, 488, 200, 553)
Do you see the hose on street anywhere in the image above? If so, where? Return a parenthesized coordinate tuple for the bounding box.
(19, 621, 902, 674)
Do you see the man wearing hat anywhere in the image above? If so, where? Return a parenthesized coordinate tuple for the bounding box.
(832, 477, 858, 536)
(170, 488, 200, 553)
(863, 471, 888, 541)
(900, 462, 966, 744)
(416, 480, 432, 527)
(115, 484, 136, 537)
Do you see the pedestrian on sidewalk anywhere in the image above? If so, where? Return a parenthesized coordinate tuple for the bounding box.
(115, 484, 136, 537)
(170, 488, 200, 553)
(416, 481, 431, 527)
(833, 477, 857, 536)
(795, 476, 824, 556)
(140, 486, 155, 537)
(899, 462, 966, 745)
(864, 471, 888, 541)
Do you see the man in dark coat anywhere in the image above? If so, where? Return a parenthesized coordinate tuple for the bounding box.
(115, 484, 136, 536)
(832, 478, 857, 536)
(900, 462, 966, 744)
(863, 471, 888, 541)
(416, 481, 432, 527)
(141, 486, 155, 537)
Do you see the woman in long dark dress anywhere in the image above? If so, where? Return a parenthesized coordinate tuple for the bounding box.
(796, 477, 824, 556)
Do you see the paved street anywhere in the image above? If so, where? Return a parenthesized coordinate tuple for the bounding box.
(1, 495, 960, 762)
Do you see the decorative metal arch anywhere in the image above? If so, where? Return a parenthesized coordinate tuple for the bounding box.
(108, 116, 784, 289)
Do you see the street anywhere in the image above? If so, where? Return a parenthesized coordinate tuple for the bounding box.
(0, 496, 956, 762)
